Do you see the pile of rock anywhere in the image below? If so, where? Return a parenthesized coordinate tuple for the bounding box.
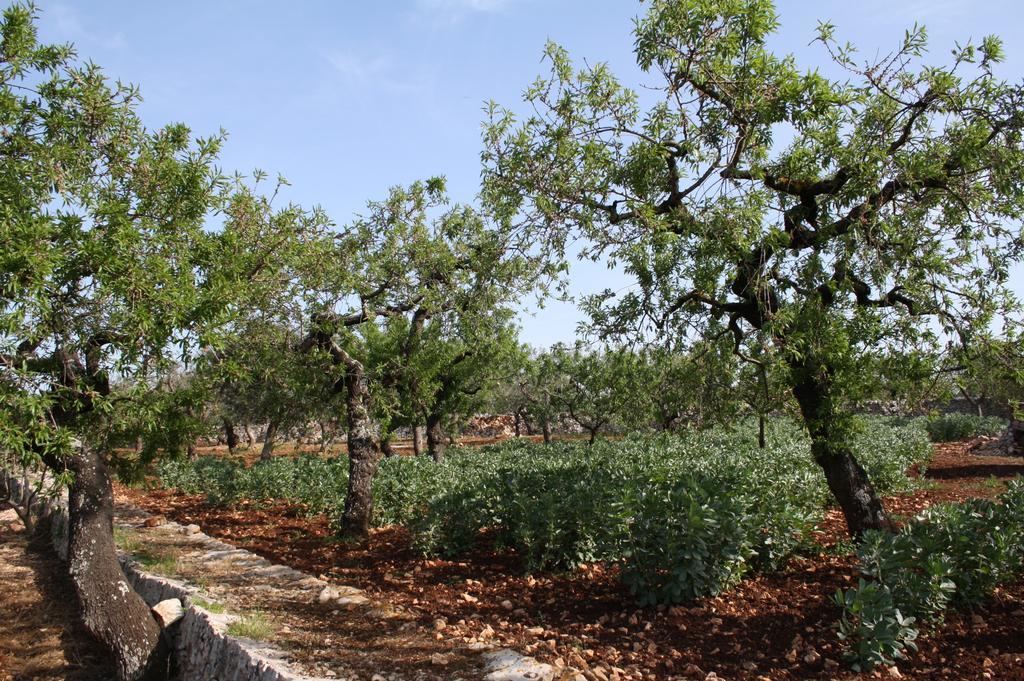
(968, 422, 1024, 457)
(464, 414, 517, 438)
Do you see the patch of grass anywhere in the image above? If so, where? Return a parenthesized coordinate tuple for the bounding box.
(226, 611, 276, 640)
(134, 547, 179, 575)
(189, 574, 212, 590)
(190, 597, 226, 614)
(818, 537, 857, 557)
(983, 475, 1005, 491)
(113, 527, 143, 554)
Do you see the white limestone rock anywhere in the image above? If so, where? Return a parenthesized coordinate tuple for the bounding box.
(152, 598, 185, 627)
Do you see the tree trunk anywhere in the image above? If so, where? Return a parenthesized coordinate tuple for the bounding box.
(260, 421, 278, 462)
(381, 434, 398, 458)
(958, 386, 988, 418)
(318, 421, 334, 454)
(244, 425, 255, 450)
(789, 358, 891, 536)
(426, 413, 446, 462)
(542, 419, 552, 445)
(412, 425, 425, 456)
(758, 414, 766, 450)
(223, 418, 239, 454)
(587, 427, 598, 445)
(67, 446, 167, 681)
(1010, 419, 1024, 455)
(514, 411, 522, 437)
(340, 364, 382, 539)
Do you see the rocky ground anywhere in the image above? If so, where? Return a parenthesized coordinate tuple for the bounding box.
(0, 510, 114, 681)
(114, 438, 1024, 680)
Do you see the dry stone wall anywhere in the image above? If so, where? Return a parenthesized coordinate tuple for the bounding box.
(2, 470, 334, 681)
(2, 468, 558, 681)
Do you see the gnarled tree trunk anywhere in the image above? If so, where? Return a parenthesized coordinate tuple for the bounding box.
(68, 446, 167, 681)
(223, 418, 239, 454)
(340, 360, 382, 538)
(1010, 419, 1024, 455)
(789, 356, 891, 536)
(542, 419, 552, 445)
(260, 421, 278, 462)
(412, 425, 425, 456)
(426, 413, 446, 462)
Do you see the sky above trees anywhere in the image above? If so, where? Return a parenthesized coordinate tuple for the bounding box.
(37, 0, 1024, 347)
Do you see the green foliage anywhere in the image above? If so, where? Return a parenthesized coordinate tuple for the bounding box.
(836, 479, 1024, 669)
(852, 418, 931, 493)
(205, 320, 336, 445)
(953, 337, 1024, 417)
(226, 611, 276, 641)
(620, 474, 756, 605)
(481, 0, 1024, 529)
(190, 597, 226, 614)
(835, 580, 919, 672)
(157, 417, 931, 604)
(924, 413, 1006, 442)
(0, 1, 330, 474)
(157, 454, 347, 514)
(366, 303, 524, 445)
(548, 343, 647, 439)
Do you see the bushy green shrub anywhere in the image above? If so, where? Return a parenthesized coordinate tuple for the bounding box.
(156, 455, 347, 514)
(924, 413, 1006, 442)
(405, 440, 635, 569)
(836, 478, 1024, 670)
(619, 473, 756, 605)
(851, 418, 932, 492)
(156, 417, 934, 605)
(835, 580, 919, 672)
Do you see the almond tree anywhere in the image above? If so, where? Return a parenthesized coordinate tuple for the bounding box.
(298, 180, 531, 537)
(206, 319, 333, 460)
(514, 349, 564, 443)
(417, 308, 522, 461)
(482, 0, 1024, 535)
(637, 340, 740, 433)
(0, 6, 325, 676)
(551, 343, 645, 444)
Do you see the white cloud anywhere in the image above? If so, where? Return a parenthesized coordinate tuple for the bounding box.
(324, 51, 391, 82)
(856, 0, 968, 27)
(412, 0, 519, 27)
(322, 49, 431, 97)
(418, 0, 512, 11)
(46, 4, 126, 50)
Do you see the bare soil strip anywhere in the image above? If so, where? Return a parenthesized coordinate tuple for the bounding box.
(0, 511, 115, 681)
(112, 506, 495, 681)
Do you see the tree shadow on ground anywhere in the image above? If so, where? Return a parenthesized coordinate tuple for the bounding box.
(927, 463, 1024, 480)
(21, 520, 117, 681)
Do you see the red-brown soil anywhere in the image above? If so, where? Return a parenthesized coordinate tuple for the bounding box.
(0, 514, 115, 681)
(117, 440, 1024, 680)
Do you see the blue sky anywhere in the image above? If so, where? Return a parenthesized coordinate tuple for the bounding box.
(36, 0, 1024, 347)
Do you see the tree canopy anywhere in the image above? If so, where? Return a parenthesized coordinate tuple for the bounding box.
(482, 0, 1024, 533)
